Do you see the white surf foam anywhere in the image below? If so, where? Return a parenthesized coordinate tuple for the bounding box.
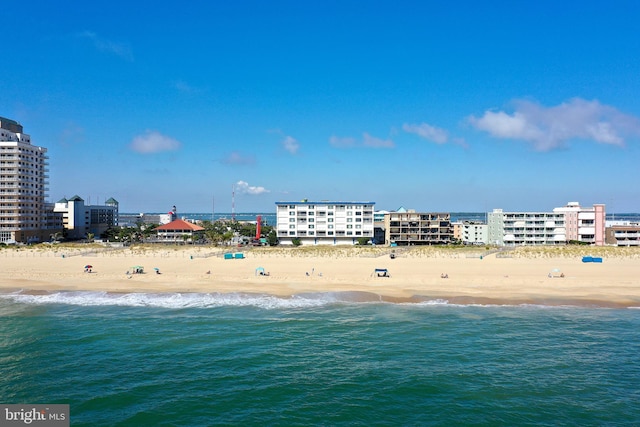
(0, 290, 337, 310)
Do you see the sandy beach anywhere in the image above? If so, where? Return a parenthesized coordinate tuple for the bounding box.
(1, 245, 639, 307)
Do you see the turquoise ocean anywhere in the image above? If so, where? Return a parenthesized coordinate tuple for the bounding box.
(1, 290, 639, 426)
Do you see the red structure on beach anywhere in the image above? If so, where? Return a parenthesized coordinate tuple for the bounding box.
(256, 215, 262, 240)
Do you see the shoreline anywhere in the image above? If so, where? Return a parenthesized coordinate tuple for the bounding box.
(1, 245, 639, 308)
(2, 288, 638, 309)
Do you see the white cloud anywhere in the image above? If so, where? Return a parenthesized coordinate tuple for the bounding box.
(282, 136, 300, 154)
(329, 135, 357, 148)
(362, 132, 395, 148)
(469, 98, 640, 151)
(402, 122, 449, 144)
(129, 130, 182, 153)
(235, 180, 270, 195)
(77, 31, 133, 61)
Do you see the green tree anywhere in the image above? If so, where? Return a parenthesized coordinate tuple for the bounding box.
(356, 237, 370, 245)
(267, 229, 278, 246)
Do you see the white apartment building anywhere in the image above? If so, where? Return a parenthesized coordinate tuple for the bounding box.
(276, 201, 375, 245)
(462, 221, 488, 245)
(488, 209, 566, 246)
(487, 202, 606, 246)
(0, 117, 57, 243)
(54, 195, 119, 240)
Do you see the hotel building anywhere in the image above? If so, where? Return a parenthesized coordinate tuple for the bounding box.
(0, 117, 58, 243)
(54, 195, 119, 240)
(276, 201, 375, 245)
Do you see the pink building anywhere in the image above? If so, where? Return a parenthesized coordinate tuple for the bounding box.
(554, 202, 606, 246)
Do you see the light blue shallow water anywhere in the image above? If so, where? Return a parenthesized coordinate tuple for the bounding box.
(1, 291, 639, 426)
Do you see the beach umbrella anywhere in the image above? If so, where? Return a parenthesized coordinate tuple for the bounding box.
(84, 265, 93, 269)
(153, 267, 160, 271)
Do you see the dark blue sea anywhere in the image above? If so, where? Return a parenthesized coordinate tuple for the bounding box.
(1, 291, 639, 426)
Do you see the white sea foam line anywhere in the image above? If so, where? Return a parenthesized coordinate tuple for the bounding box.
(0, 290, 336, 309)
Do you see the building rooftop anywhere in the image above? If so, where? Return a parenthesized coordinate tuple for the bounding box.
(275, 201, 375, 205)
(156, 219, 205, 231)
(0, 117, 23, 133)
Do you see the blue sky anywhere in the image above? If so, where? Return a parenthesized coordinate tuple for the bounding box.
(3, 1, 640, 213)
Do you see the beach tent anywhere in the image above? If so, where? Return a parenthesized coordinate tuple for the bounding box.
(224, 253, 233, 260)
(549, 268, 563, 278)
(373, 268, 390, 277)
(255, 267, 265, 276)
(131, 266, 144, 273)
(234, 253, 245, 259)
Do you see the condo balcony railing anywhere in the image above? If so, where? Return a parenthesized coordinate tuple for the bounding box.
(0, 212, 34, 218)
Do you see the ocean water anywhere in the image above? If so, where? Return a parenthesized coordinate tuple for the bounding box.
(1, 291, 639, 426)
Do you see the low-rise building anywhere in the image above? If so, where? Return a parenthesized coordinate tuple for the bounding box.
(553, 202, 606, 245)
(155, 218, 205, 243)
(488, 209, 566, 246)
(462, 221, 487, 245)
(384, 210, 452, 245)
(487, 202, 606, 246)
(451, 221, 463, 242)
(276, 200, 375, 245)
(605, 222, 640, 246)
